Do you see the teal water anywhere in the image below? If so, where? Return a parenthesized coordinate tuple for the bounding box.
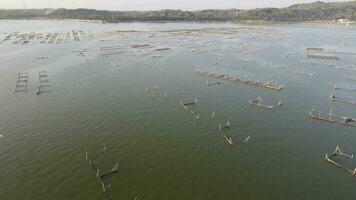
(0, 20, 356, 200)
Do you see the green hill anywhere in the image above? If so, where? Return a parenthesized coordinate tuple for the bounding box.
(0, 1, 355, 22)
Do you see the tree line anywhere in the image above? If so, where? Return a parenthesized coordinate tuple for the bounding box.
(0, 1, 355, 22)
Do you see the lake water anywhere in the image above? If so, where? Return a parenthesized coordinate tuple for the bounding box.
(0, 20, 356, 200)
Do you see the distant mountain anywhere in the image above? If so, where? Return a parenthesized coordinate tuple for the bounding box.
(0, 1, 355, 22)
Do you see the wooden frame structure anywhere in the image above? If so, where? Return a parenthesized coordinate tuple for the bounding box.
(325, 146, 356, 176)
(15, 72, 28, 92)
(37, 70, 51, 95)
(309, 107, 356, 127)
(179, 97, 200, 119)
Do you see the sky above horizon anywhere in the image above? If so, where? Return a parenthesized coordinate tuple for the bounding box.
(0, 0, 351, 11)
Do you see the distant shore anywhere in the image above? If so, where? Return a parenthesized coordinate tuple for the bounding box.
(0, 18, 355, 27)
(1, 1, 356, 24)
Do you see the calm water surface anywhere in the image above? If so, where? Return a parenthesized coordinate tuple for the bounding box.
(0, 20, 355, 200)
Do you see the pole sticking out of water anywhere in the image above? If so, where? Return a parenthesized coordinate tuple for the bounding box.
(219, 123, 222, 131)
(226, 121, 230, 128)
(212, 112, 215, 119)
(101, 181, 106, 193)
(101, 145, 107, 153)
(223, 135, 233, 145)
(89, 158, 92, 168)
(195, 97, 198, 105)
(334, 145, 354, 159)
(112, 162, 119, 172)
(278, 101, 283, 107)
(243, 136, 250, 143)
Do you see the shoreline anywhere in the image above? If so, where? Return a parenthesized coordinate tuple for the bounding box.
(0, 18, 355, 26)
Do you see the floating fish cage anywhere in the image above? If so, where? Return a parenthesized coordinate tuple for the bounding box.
(309, 107, 356, 127)
(15, 72, 28, 92)
(219, 121, 231, 131)
(206, 79, 222, 87)
(325, 146, 356, 176)
(330, 93, 356, 105)
(179, 98, 200, 119)
(307, 54, 339, 60)
(249, 97, 273, 110)
(305, 47, 323, 52)
(194, 69, 283, 91)
(346, 76, 356, 82)
(37, 70, 51, 95)
(85, 148, 119, 193)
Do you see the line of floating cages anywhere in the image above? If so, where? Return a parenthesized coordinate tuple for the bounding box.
(346, 76, 356, 82)
(330, 93, 356, 106)
(179, 97, 200, 119)
(2, 30, 89, 45)
(333, 84, 356, 92)
(15, 72, 29, 92)
(305, 47, 340, 60)
(194, 69, 283, 91)
(305, 47, 324, 52)
(337, 66, 356, 71)
(85, 147, 119, 193)
(325, 146, 356, 176)
(36, 70, 51, 95)
(306, 47, 356, 56)
(307, 54, 340, 60)
(308, 106, 356, 127)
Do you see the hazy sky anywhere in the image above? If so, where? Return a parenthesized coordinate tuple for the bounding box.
(0, 0, 351, 11)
